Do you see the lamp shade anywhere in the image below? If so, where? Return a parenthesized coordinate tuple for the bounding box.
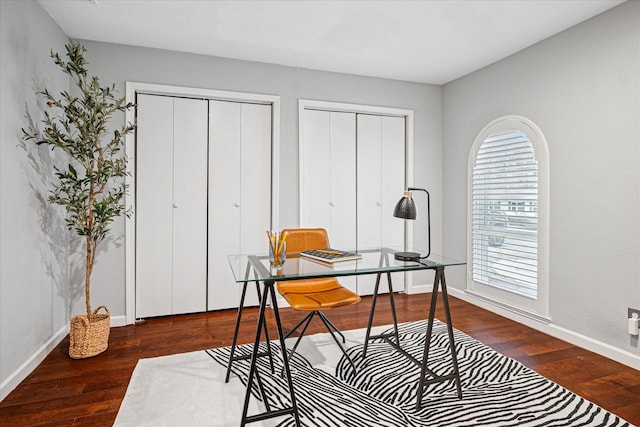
(393, 191, 417, 220)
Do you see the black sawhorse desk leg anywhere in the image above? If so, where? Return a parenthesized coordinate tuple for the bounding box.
(416, 266, 463, 409)
(363, 272, 400, 358)
(225, 271, 275, 383)
(362, 266, 463, 410)
(240, 280, 301, 426)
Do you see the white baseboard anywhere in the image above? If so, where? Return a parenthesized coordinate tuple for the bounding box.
(110, 315, 127, 327)
(0, 314, 128, 402)
(406, 276, 431, 294)
(447, 287, 640, 371)
(0, 324, 68, 402)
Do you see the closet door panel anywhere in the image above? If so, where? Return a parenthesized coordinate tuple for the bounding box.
(381, 116, 406, 295)
(172, 98, 208, 314)
(240, 104, 271, 254)
(356, 114, 383, 249)
(381, 116, 406, 248)
(300, 110, 332, 231)
(135, 94, 174, 318)
(329, 112, 357, 251)
(240, 104, 272, 307)
(208, 101, 242, 310)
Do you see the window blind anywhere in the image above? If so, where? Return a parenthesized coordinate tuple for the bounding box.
(472, 130, 538, 298)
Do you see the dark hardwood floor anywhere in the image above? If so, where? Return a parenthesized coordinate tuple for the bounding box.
(1, 293, 639, 426)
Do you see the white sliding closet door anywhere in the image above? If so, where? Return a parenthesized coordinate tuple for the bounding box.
(329, 113, 357, 251)
(357, 114, 405, 295)
(380, 117, 406, 251)
(208, 101, 272, 310)
(300, 110, 357, 292)
(300, 110, 331, 232)
(136, 94, 208, 318)
(357, 115, 383, 249)
(172, 99, 209, 313)
(300, 110, 357, 248)
(300, 107, 406, 296)
(208, 101, 240, 311)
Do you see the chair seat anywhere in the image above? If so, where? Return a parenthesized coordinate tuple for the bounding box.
(278, 278, 361, 311)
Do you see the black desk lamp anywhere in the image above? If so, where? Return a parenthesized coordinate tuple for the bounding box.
(392, 187, 430, 261)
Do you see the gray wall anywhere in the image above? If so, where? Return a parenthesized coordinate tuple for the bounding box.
(442, 1, 640, 356)
(0, 0, 70, 397)
(77, 40, 444, 317)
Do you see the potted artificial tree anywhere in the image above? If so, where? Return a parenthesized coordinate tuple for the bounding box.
(23, 41, 135, 358)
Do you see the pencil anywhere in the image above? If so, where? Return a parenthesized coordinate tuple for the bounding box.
(316, 249, 341, 255)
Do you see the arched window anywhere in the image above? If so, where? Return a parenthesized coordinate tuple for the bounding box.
(467, 116, 550, 320)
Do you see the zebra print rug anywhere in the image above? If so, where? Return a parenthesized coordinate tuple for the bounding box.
(207, 320, 631, 427)
(115, 320, 632, 426)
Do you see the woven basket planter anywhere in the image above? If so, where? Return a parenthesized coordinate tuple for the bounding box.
(69, 305, 110, 359)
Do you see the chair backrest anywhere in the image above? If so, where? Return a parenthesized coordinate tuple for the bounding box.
(278, 227, 343, 290)
(281, 228, 330, 256)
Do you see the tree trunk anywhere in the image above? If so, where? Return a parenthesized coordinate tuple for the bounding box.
(85, 234, 93, 320)
(86, 180, 95, 321)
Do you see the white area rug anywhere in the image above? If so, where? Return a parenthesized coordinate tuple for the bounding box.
(114, 320, 632, 427)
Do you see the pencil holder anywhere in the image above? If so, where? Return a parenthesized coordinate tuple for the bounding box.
(269, 241, 286, 272)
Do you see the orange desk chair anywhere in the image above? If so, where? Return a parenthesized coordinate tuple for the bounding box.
(277, 228, 361, 370)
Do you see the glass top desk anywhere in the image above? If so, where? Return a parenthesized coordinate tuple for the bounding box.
(226, 247, 465, 426)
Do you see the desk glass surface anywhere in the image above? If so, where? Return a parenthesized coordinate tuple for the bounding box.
(227, 247, 465, 283)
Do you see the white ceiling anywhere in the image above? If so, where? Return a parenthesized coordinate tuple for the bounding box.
(38, 0, 624, 85)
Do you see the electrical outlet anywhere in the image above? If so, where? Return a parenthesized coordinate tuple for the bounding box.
(629, 307, 640, 335)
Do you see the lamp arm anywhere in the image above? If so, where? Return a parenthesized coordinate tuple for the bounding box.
(407, 187, 431, 259)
